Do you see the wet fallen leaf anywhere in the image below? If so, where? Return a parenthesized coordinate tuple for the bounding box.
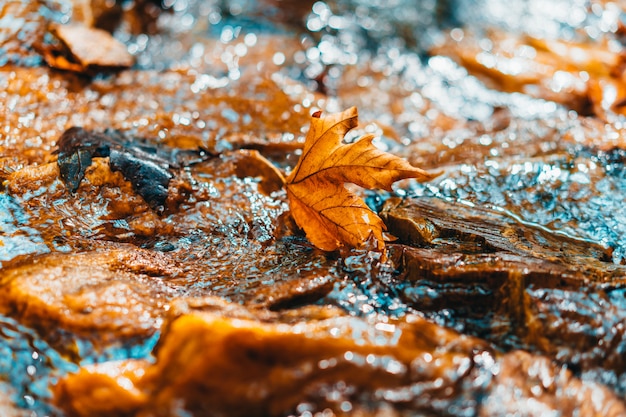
(44, 24, 133, 73)
(285, 107, 435, 251)
(54, 127, 209, 211)
(232, 149, 286, 195)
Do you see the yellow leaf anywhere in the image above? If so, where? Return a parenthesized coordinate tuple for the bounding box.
(285, 107, 435, 251)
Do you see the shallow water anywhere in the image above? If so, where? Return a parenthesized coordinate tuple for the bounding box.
(2, 0, 626, 415)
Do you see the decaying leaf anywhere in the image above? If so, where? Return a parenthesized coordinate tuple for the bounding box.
(232, 149, 286, 195)
(285, 107, 436, 251)
(54, 127, 210, 211)
(44, 23, 133, 73)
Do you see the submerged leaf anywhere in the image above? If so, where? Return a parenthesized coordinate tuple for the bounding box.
(285, 107, 436, 251)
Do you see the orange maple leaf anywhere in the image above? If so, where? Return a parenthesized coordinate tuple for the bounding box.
(285, 107, 436, 251)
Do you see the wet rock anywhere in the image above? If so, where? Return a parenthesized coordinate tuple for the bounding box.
(0, 244, 180, 349)
(53, 307, 492, 416)
(0, 66, 313, 174)
(524, 285, 626, 393)
(480, 350, 626, 417)
(52, 304, 626, 417)
(249, 273, 336, 311)
(53, 359, 148, 417)
(2, 158, 163, 249)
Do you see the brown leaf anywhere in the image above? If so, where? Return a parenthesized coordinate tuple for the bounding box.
(45, 24, 133, 73)
(285, 107, 436, 251)
(232, 149, 286, 195)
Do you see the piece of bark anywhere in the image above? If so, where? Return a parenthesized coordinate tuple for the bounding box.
(381, 197, 618, 279)
(381, 196, 626, 396)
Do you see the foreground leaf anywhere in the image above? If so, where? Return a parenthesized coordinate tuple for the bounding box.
(285, 107, 435, 251)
